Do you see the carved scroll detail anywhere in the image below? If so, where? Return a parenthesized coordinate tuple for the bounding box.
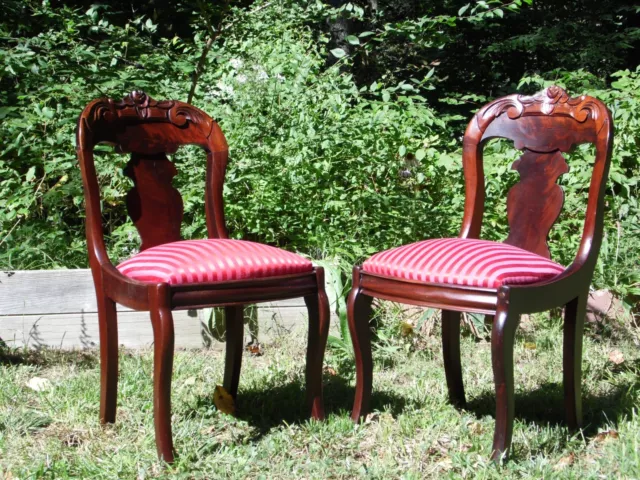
(475, 86, 607, 134)
(504, 150, 569, 258)
(85, 90, 212, 132)
(124, 153, 184, 251)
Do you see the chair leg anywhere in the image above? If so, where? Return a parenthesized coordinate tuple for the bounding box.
(563, 294, 587, 431)
(96, 290, 118, 424)
(304, 268, 330, 420)
(491, 301, 519, 461)
(347, 269, 374, 422)
(223, 305, 245, 400)
(150, 285, 175, 463)
(442, 310, 466, 408)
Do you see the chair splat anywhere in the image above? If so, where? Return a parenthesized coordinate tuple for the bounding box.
(124, 152, 184, 251)
(504, 150, 569, 258)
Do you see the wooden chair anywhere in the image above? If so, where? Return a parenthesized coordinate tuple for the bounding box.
(347, 86, 613, 460)
(76, 91, 330, 463)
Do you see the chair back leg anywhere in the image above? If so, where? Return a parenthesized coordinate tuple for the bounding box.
(563, 293, 588, 431)
(223, 305, 245, 399)
(442, 310, 466, 408)
(304, 268, 331, 420)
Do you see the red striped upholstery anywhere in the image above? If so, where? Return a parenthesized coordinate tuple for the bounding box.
(362, 238, 564, 289)
(117, 239, 313, 285)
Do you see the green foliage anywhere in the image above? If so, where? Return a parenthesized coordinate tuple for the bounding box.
(1, 0, 639, 310)
(327, 0, 639, 104)
(0, 2, 185, 267)
(0, 0, 461, 268)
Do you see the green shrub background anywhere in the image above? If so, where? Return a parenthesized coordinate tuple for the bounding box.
(1, 0, 639, 305)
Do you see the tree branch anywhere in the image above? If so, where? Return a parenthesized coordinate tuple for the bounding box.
(187, 1, 273, 104)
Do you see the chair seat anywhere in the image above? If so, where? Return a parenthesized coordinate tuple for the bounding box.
(117, 239, 313, 285)
(362, 238, 564, 289)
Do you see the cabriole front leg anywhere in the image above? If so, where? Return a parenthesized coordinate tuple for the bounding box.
(224, 305, 245, 400)
(96, 288, 119, 424)
(563, 293, 587, 431)
(490, 292, 520, 461)
(150, 285, 176, 463)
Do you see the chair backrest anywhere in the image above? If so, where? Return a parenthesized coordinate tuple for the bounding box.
(76, 91, 228, 265)
(460, 86, 613, 269)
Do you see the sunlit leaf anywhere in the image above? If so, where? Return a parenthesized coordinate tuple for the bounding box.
(213, 385, 236, 416)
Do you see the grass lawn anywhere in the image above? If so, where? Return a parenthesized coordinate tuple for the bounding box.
(1, 313, 639, 479)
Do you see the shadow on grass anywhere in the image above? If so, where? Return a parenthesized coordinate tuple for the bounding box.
(0, 346, 99, 368)
(191, 373, 416, 441)
(466, 374, 640, 440)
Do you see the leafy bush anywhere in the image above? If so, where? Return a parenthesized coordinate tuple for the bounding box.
(0, 3, 185, 267)
(1, 0, 639, 311)
(0, 1, 460, 268)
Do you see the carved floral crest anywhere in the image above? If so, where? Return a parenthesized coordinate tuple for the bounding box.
(85, 90, 211, 130)
(475, 86, 607, 134)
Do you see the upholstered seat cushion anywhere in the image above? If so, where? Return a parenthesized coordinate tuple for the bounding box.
(117, 239, 313, 285)
(362, 238, 564, 289)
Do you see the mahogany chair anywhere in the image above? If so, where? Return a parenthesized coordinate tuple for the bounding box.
(76, 91, 330, 463)
(347, 86, 613, 460)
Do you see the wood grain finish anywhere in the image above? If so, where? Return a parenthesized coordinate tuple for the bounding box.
(124, 153, 184, 251)
(223, 305, 245, 399)
(441, 310, 465, 408)
(348, 86, 614, 461)
(347, 268, 374, 421)
(505, 150, 568, 258)
(304, 268, 331, 419)
(76, 91, 330, 463)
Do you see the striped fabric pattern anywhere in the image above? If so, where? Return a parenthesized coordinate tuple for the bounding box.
(362, 238, 564, 289)
(117, 239, 313, 285)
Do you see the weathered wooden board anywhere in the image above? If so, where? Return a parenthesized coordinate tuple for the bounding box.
(0, 270, 337, 349)
(0, 270, 101, 315)
(0, 311, 202, 349)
